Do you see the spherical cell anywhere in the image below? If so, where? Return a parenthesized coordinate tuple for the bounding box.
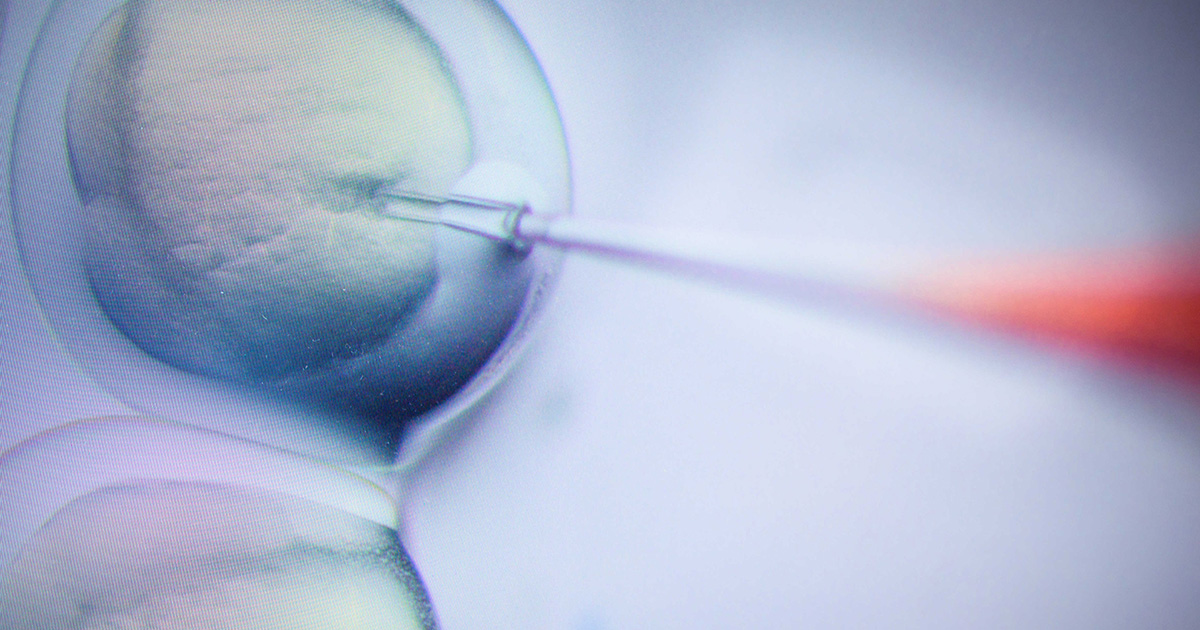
(67, 0, 471, 384)
(14, 0, 569, 459)
(0, 480, 436, 630)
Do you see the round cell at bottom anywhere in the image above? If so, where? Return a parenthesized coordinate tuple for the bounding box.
(0, 417, 436, 630)
(0, 479, 435, 630)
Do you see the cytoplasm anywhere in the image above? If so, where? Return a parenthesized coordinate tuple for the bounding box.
(68, 0, 470, 383)
(0, 480, 435, 630)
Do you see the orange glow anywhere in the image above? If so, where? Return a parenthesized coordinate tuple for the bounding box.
(906, 239, 1200, 384)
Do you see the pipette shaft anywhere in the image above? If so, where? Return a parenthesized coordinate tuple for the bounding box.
(380, 190, 1200, 386)
(380, 192, 904, 303)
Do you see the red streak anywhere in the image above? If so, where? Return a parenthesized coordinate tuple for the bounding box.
(906, 239, 1200, 384)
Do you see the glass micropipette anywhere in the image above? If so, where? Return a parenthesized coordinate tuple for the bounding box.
(380, 188, 1200, 387)
(380, 189, 912, 308)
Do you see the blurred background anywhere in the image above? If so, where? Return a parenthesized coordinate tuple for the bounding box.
(4, 0, 1200, 628)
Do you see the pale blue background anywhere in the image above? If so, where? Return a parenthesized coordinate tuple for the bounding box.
(4, 1, 1200, 628)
